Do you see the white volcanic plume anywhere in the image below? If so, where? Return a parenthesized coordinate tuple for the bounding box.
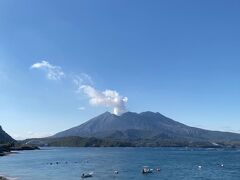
(79, 85, 128, 116)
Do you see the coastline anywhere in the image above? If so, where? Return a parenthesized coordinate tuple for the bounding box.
(0, 176, 9, 180)
(0, 175, 17, 180)
(0, 144, 39, 157)
(0, 151, 18, 157)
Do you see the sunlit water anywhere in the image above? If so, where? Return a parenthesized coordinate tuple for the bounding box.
(0, 147, 240, 179)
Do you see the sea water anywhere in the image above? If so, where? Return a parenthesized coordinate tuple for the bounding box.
(0, 147, 240, 179)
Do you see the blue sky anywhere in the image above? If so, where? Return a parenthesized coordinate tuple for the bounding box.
(0, 0, 240, 139)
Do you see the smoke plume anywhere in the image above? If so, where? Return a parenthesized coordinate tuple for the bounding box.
(79, 85, 128, 116)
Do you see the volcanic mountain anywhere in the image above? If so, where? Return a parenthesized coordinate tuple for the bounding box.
(53, 111, 240, 143)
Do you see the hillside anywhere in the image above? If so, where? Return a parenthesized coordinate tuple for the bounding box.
(0, 126, 15, 144)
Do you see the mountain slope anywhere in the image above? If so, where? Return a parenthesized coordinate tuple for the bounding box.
(0, 126, 15, 144)
(53, 111, 240, 143)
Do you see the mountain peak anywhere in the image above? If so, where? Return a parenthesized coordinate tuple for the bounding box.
(100, 111, 117, 117)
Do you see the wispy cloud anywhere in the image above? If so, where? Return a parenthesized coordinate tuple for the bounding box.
(73, 73, 93, 92)
(31, 61, 65, 80)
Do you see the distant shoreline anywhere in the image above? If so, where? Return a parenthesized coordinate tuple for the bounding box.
(23, 136, 240, 148)
(0, 144, 39, 157)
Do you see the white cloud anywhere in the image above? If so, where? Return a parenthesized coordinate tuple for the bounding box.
(80, 85, 128, 115)
(77, 107, 86, 111)
(80, 73, 93, 85)
(31, 60, 65, 80)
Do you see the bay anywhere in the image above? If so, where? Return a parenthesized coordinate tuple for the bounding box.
(0, 147, 240, 179)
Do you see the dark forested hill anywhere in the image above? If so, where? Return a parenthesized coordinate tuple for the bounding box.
(0, 126, 15, 144)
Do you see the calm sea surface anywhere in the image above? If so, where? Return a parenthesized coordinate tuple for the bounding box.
(0, 147, 240, 180)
